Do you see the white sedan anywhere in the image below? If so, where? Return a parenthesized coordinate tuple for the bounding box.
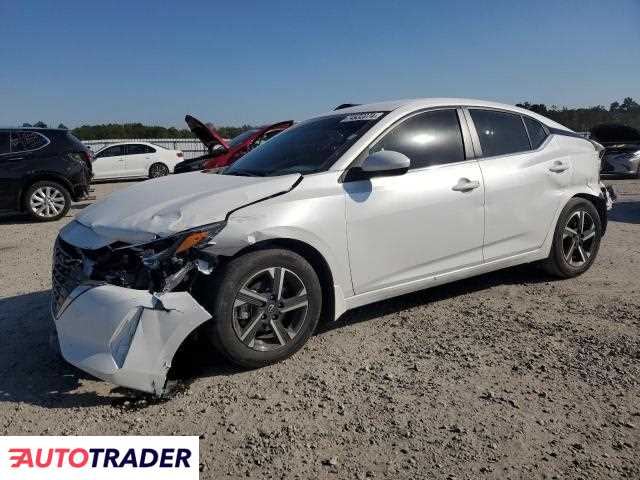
(91, 142, 184, 180)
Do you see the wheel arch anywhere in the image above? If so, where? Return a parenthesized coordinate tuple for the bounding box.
(222, 238, 337, 323)
(572, 192, 608, 235)
(19, 174, 73, 212)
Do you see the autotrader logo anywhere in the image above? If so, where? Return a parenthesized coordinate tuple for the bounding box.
(1, 436, 199, 480)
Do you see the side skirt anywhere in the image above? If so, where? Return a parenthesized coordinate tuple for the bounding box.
(342, 248, 547, 312)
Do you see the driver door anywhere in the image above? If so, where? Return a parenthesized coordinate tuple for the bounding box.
(344, 108, 485, 294)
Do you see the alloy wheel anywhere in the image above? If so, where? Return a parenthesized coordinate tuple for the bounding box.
(150, 164, 169, 178)
(232, 267, 309, 352)
(562, 209, 597, 267)
(30, 186, 66, 218)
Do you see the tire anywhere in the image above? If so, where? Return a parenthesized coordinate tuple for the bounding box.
(199, 249, 322, 368)
(149, 163, 169, 178)
(541, 198, 602, 278)
(24, 181, 71, 221)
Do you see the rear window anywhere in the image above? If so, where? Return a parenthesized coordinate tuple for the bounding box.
(229, 129, 259, 149)
(11, 131, 49, 152)
(470, 110, 531, 157)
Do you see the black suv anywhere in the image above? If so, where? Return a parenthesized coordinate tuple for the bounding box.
(0, 128, 92, 221)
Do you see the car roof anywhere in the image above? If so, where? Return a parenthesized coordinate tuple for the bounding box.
(97, 141, 163, 148)
(94, 141, 168, 153)
(322, 98, 572, 132)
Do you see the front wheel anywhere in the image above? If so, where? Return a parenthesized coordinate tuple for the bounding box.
(200, 249, 322, 368)
(542, 198, 602, 278)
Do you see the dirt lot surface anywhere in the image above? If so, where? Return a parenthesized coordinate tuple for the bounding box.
(1, 178, 639, 479)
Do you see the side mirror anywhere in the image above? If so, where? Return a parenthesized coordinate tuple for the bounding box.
(361, 150, 410, 174)
(344, 150, 410, 182)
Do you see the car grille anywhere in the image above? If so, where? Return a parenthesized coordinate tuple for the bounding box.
(51, 237, 85, 318)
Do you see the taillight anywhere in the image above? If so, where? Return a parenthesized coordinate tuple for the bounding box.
(177, 152, 183, 158)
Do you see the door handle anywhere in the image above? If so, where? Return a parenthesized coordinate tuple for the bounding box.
(549, 161, 568, 173)
(452, 178, 480, 192)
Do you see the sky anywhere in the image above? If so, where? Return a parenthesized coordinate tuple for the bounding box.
(1, 0, 639, 128)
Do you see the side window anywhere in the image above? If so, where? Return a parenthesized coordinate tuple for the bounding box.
(523, 117, 548, 149)
(469, 110, 531, 157)
(127, 144, 154, 155)
(97, 145, 125, 158)
(370, 109, 465, 169)
(10, 131, 48, 152)
(0, 132, 10, 154)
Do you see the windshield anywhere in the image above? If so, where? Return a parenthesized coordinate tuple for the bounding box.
(223, 112, 387, 177)
(228, 129, 259, 149)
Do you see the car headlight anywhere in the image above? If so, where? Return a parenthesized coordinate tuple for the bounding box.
(138, 221, 226, 269)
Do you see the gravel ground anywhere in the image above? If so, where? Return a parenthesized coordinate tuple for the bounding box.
(1, 178, 639, 479)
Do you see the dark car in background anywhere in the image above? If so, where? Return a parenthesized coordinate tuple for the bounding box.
(174, 115, 293, 173)
(0, 128, 92, 221)
(591, 123, 640, 178)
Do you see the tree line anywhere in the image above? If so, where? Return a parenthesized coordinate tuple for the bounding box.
(21, 97, 640, 139)
(21, 121, 254, 140)
(515, 97, 640, 132)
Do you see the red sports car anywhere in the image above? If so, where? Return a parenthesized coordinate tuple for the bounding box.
(174, 115, 293, 173)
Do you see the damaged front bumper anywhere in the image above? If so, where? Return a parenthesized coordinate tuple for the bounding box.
(53, 284, 211, 395)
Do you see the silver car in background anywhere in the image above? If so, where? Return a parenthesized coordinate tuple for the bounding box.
(51, 98, 612, 394)
(592, 123, 640, 177)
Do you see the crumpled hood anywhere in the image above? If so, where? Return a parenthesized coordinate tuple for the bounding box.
(76, 172, 301, 243)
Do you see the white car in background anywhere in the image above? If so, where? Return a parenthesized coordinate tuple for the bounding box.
(91, 142, 184, 180)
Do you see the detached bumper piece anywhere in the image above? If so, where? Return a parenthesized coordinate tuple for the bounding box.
(54, 284, 211, 395)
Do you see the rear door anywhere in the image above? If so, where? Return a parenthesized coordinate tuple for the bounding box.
(0, 131, 50, 210)
(465, 108, 570, 261)
(125, 143, 156, 177)
(92, 145, 127, 179)
(345, 108, 485, 294)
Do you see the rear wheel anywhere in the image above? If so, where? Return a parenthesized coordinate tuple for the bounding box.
(542, 198, 602, 278)
(200, 249, 322, 368)
(24, 181, 71, 221)
(149, 163, 169, 178)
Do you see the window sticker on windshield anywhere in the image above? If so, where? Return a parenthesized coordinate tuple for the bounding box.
(340, 112, 385, 122)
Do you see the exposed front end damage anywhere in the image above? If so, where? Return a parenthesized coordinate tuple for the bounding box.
(51, 221, 221, 395)
(55, 285, 211, 395)
(49, 173, 311, 394)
